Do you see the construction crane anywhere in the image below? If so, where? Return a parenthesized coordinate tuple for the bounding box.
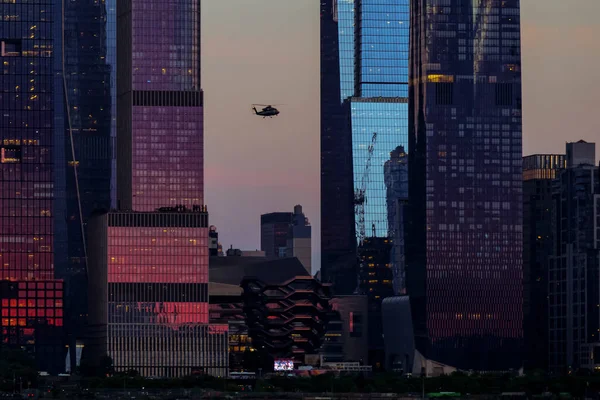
(354, 132, 377, 245)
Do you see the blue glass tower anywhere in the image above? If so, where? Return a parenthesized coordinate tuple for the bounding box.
(321, 0, 410, 298)
(321, 0, 410, 369)
(354, 0, 409, 98)
(351, 0, 409, 369)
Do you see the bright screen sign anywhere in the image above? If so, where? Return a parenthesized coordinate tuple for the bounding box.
(274, 359, 294, 371)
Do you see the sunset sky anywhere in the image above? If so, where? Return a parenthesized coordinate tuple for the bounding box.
(202, 0, 600, 273)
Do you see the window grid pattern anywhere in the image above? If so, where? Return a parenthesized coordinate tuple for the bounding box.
(130, 0, 200, 92)
(1, 281, 64, 329)
(107, 226, 208, 286)
(522, 154, 565, 181)
(109, 0, 214, 377)
(0, 0, 55, 282)
(408, 0, 523, 370)
(0, 279, 64, 373)
(131, 106, 203, 211)
(549, 166, 600, 373)
(351, 0, 411, 310)
(351, 99, 409, 240)
(356, 0, 409, 97)
(107, 224, 213, 376)
(0, 0, 65, 371)
(108, 324, 228, 378)
(107, 0, 117, 208)
(337, 0, 355, 101)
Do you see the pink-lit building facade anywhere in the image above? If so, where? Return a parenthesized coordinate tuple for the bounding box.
(88, 212, 228, 377)
(87, 0, 228, 377)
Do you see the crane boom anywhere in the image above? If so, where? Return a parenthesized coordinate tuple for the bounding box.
(354, 132, 377, 245)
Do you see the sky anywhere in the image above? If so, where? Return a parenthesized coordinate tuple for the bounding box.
(202, 0, 600, 274)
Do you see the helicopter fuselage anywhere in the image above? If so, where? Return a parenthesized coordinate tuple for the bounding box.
(252, 106, 280, 118)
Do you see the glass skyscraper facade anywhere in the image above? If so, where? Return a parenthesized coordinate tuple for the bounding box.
(319, 0, 410, 367)
(350, 0, 409, 323)
(354, 0, 409, 98)
(0, 0, 65, 373)
(63, 0, 112, 268)
(338, 0, 355, 101)
(320, 0, 409, 297)
(107, 0, 117, 208)
(117, 0, 202, 213)
(62, 0, 113, 367)
(406, 0, 523, 370)
(351, 99, 408, 240)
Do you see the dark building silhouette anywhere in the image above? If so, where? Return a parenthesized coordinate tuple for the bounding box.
(382, 296, 415, 373)
(209, 226, 219, 257)
(384, 146, 409, 294)
(324, 295, 369, 364)
(320, 0, 358, 295)
(549, 141, 599, 373)
(406, 0, 524, 371)
(358, 237, 394, 369)
(62, 0, 113, 368)
(260, 212, 293, 258)
(320, 309, 345, 363)
(523, 154, 565, 371)
(261, 206, 312, 272)
(209, 256, 311, 371)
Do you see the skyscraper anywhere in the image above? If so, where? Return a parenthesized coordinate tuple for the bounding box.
(321, 0, 410, 367)
(285, 205, 312, 274)
(385, 146, 408, 294)
(320, 0, 410, 296)
(260, 212, 293, 258)
(63, 0, 113, 275)
(86, 0, 228, 377)
(0, 0, 65, 373)
(523, 154, 565, 371)
(62, 0, 113, 368)
(406, 0, 524, 370)
(549, 141, 599, 373)
(320, 0, 358, 295)
(115, 0, 203, 212)
(358, 237, 394, 367)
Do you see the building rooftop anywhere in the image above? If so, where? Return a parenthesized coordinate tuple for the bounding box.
(210, 256, 310, 286)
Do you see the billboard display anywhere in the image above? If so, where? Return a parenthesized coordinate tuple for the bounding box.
(274, 358, 294, 371)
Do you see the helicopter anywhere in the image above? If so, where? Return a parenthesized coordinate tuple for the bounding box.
(252, 104, 281, 118)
